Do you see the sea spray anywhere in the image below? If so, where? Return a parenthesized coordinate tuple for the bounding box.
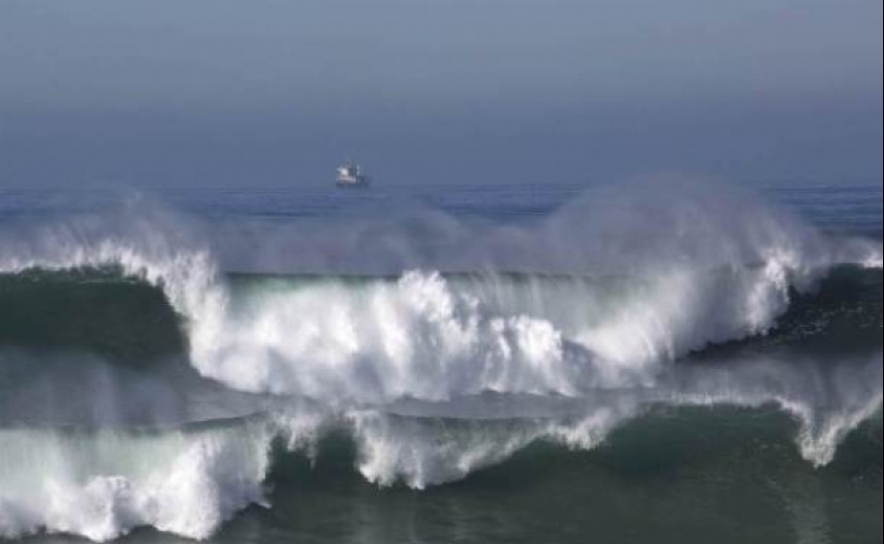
(0, 182, 881, 541)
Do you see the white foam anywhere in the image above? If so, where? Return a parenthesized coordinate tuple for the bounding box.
(1, 354, 880, 540)
(175, 182, 871, 401)
(0, 422, 272, 541)
(2, 182, 876, 407)
(187, 256, 814, 402)
(862, 254, 883, 269)
(1, 185, 881, 540)
(189, 271, 584, 401)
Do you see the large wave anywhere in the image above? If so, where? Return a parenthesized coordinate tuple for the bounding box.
(1, 355, 881, 541)
(3, 183, 879, 399)
(0, 181, 881, 541)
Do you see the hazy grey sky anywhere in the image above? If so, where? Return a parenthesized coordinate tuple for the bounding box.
(1, 0, 882, 187)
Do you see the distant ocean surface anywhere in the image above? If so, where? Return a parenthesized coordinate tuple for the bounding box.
(0, 181, 881, 544)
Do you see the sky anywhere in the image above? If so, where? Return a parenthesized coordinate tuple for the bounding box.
(1, 0, 882, 188)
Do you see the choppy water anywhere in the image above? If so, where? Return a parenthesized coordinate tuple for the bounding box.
(0, 181, 881, 543)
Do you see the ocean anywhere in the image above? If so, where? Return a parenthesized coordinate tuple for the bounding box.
(0, 181, 881, 544)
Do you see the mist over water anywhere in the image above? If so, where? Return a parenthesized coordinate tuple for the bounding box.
(3, 0, 881, 540)
(0, 181, 881, 542)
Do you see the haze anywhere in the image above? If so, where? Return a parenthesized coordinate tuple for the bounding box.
(1, 0, 881, 187)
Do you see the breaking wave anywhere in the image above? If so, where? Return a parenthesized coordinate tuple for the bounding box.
(0, 182, 881, 541)
(3, 265, 880, 398)
(1, 371, 881, 541)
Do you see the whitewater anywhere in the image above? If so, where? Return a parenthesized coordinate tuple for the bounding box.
(0, 181, 881, 542)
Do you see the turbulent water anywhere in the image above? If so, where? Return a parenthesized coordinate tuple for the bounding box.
(0, 181, 881, 543)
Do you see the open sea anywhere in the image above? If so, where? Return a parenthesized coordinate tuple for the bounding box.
(0, 181, 881, 543)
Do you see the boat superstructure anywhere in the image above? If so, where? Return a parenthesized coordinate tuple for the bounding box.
(336, 160, 370, 187)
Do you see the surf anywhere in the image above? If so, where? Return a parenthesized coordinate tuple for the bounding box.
(1, 181, 881, 541)
(2, 263, 880, 396)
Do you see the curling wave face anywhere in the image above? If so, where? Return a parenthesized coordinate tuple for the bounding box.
(0, 183, 881, 541)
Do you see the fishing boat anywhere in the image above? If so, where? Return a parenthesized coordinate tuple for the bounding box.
(336, 160, 370, 187)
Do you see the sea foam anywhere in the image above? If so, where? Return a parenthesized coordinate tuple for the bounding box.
(1, 183, 881, 541)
